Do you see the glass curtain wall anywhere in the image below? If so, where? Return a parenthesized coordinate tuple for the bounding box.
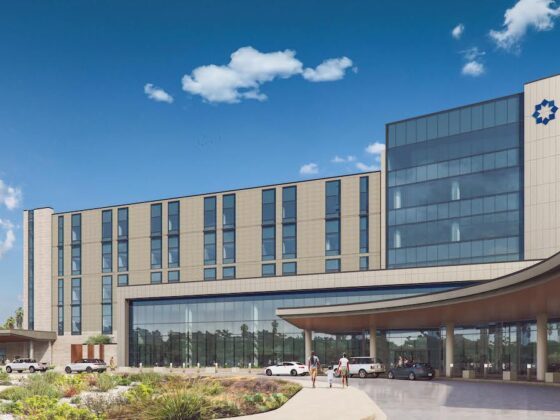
(386, 94, 524, 268)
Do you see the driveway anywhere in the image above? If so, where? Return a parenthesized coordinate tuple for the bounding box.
(316, 377, 560, 419)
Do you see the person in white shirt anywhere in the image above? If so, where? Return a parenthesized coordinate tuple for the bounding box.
(327, 365, 335, 388)
(338, 353, 350, 388)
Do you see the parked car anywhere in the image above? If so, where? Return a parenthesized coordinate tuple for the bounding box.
(65, 358, 107, 374)
(332, 356, 386, 378)
(5, 358, 48, 373)
(264, 361, 309, 376)
(387, 362, 435, 380)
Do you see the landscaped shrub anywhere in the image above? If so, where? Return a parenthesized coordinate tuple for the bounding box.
(0, 370, 10, 385)
(129, 372, 166, 387)
(21, 375, 63, 400)
(125, 383, 154, 403)
(207, 399, 241, 418)
(84, 334, 112, 345)
(54, 374, 87, 397)
(80, 392, 128, 416)
(4, 395, 98, 419)
(145, 390, 210, 420)
(0, 386, 30, 402)
(117, 373, 132, 386)
(96, 373, 119, 392)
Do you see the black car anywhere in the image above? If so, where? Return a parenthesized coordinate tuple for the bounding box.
(387, 362, 435, 380)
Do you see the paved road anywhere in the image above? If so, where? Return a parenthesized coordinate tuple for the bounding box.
(316, 376, 560, 419)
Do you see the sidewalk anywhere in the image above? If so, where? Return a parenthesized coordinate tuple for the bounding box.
(232, 378, 385, 420)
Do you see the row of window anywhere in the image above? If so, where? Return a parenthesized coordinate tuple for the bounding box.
(387, 95, 520, 149)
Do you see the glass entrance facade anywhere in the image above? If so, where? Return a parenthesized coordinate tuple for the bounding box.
(128, 284, 459, 367)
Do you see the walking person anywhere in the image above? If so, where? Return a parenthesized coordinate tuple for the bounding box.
(338, 353, 350, 388)
(327, 365, 335, 388)
(308, 351, 320, 388)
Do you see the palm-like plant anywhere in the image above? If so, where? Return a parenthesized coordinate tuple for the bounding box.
(15, 307, 23, 329)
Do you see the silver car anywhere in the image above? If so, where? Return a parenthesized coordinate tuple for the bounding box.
(335, 356, 386, 378)
(65, 358, 107, 373)
(5, 358, 48, 373)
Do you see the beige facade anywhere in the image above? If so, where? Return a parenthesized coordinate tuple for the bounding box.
(523, 74, 560, 260)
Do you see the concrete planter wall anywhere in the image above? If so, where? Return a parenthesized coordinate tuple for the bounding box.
(503, 371, 518, 381)
(545, 372, 560, 383)
(462, 370, 476, 379)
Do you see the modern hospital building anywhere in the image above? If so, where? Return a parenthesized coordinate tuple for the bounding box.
(8, 73, 560, 381)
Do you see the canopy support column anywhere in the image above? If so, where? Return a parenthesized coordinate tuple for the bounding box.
(537, 313, 548, 381)
(445, 322, 454, 377)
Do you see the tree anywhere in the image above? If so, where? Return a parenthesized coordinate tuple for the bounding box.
(3, 317, 16, 330)
(15, 307, 23, 329)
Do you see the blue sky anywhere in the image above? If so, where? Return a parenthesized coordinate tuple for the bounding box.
(0, 0, 559, 321)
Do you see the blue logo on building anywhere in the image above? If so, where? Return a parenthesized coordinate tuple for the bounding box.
(532, 99, 558, 125)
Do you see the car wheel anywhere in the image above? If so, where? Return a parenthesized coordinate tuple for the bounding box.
(5, 367, 11, 373)
(388, 371, 395, 379)
(265, 369, 272, 376)
(86, 367, 93, 373)
(358, 369, 367, 379)
(29, 366, 35, 373)
(372, 372, 379, 378)
(17, 371, 22, 373)
(65, 366, 72, 374)
(408, 372, 416, 381)
(290, 369, 297, 376)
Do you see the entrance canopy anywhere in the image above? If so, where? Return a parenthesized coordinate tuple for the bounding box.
(277, 253, 560, 333)
(0, 329, 56, 343)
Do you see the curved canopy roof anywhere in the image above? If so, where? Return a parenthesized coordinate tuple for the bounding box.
(277, 253, 560, 333)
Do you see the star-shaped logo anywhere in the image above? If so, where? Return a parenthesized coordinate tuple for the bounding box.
(532, 99, 558, 125)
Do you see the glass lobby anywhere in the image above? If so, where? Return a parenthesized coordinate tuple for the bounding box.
(386, 94, 524, 268)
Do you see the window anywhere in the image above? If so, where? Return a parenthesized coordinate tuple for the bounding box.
(282, 262, 297, 276)
(360, 216, 368, 253)
(223, 229, 235, 263)
(118, 241, 128, 272)
(151, 204, 162, 236)
(204, 197, 216, 230)
(168, 236, 179, 268)
(262, 189, 276, 224)
(102, 242, 112, 273)
(168, 270, 180, 283)
(168, 201, 180, 234)
(360, 256, 369, 271)
(394, 230, 402, 249)
(282, 223, 296, 259)
(204, 267, 216, 280)
(151, 237, 162, 269)
(71, 278, 81, 335)
(57, 279, 64, 335)
(57, 216, 64, 276)
(262, 226, 276, 261)
(71, 214, 81, 243)
(262, 263, 276, 277)
(102, 210, 112, 241)
(150, 272, 162, 284)
(282, 186, 296, 221)
(325, 219, 340, 256)
(325, 258, 341, 273)
(451, 222, 461, 242)
(118, 208, 128, 238)
(223, 266, 236, 279)
(118, 274, 128, 286)
(325, 180, 341, 217)
(360, 177, 369, 214)
(393, 190, 402, 209)
(102, 276, 112, 334)
(451, 181, 461, 201)
(204, 232, 216, 265)
(223, 194, 235, 229)
(71, 245, 81, 275)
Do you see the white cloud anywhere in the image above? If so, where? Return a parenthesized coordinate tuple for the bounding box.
(365, 142, 386, 155)
(299, 163, 319, 175)
(355, 162, 378, 172)
(182, 47, 354, 103)
(452, 23, 465, 39)
(302, 57, 354, 82)
(462, 61, 485, 76)
(144, 83, 174, 103)
(0, 180, 22, 210)
(490, 0, 560, 51)
(0, 219, 15, 259)
(461, 47, 485, 61)
(331, 155, 356, 163)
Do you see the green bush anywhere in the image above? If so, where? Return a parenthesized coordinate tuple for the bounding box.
(5, 395, 98, 419)
(129, 372, 165, 387)
(117, 374, 132, 386)
(126, 383, 154, 403)
(0, 386, 30, 402)
(0, 370, 10, 384)
(208, 399, 241, 418)
(84, 334, 112, 345)
(96, 373, 119, 392)
(145, 390, 210, 420)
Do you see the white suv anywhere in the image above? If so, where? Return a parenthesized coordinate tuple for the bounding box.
(5, 358, 48, 373)
(336, 356, 385, 378)
(65, 358, 107, 374)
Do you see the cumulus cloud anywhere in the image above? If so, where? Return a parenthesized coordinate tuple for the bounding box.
(490, 0, 560, 51)
(452, 23, 465, 39)
(0, 219, 15, 259)
(462, 61, 485, 76)
(0, 180, 22, 210)
(332, 155, 356, 163)
(302, 57, 354, 82)
(365, 142, 386, 155)
(299, 163, 319, 175)
(182, 47, 354, 103)
(144, 83, 174, 103)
